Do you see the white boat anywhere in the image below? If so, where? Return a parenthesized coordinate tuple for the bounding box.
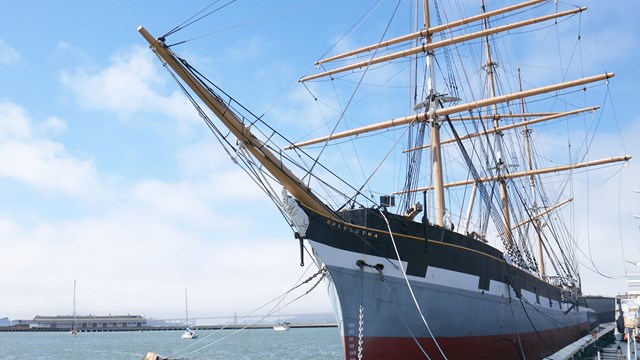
(273, 322, 290, 331)
(181, 326, 198, 339)
(181, 288, 197, 339)
(70, 279, 77, 335)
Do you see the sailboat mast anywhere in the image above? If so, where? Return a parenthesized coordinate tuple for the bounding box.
(73, 280, 76, 317)
(72, 279, 77, 334)
(482, 0, 512, 244)
(518, 67, 545, 276)
(184, 288, 189, 326)
(424, 0, 446, 227)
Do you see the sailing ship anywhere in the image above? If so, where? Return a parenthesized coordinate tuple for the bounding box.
(138, 0, 630, 359)
(181, 288, 198, 339)
(70, 279, 77, 335)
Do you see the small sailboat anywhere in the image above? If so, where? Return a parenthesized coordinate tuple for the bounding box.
(273, 295, 290, 331)
(70, 279, 77, 335)
(181, 326, 198, 339)
(180, 288, 197, 339)
(273, 322, 291, 332)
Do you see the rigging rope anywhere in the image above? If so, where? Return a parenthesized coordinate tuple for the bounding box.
(304, 0, 403, 185)
(378, 209, 448, 359)
(166, 266, 327, 359)
(375, 266, 431, 358)
(443, 110, 527, 267)
(162, 63, 303, 237)
(313, 0, 384, 62)
(176, 56, 382, 213)
(162, 0, 238, 40)
(504, 278, 527, 360)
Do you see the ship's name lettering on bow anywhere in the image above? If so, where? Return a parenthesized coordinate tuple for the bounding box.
(326, 220, 378, 238)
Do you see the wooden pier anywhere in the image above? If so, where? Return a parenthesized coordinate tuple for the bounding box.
(544, 322, 616, 360)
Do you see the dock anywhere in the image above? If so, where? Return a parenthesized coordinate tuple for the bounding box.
(544, 322, 616, 359)
(0, 322, 337, 333)
(543, 322, 640, 360)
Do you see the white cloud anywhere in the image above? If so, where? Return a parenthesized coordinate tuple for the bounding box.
(175, 140, 269, 199)
(59, 45, 198, 130)
(0, 68, 327, 320)
(0, 103, 31, 140)
(0, 197, 328, 320)
(39, 116, 67, 135)
(0, 102, 101, 198)
(60, 46, 160, 112)
(0, 39, 20, 65)
(0, 140, 99, 197)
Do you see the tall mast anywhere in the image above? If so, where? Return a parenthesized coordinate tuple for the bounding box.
(482, 0, 512, 244)
(424, 0, 446, 227)
(519, 67, 545, 276)
(184, 288, 189, 326)
(72, 279, 77, 333)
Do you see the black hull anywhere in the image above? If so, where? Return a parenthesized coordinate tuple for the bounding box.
(302, 206, 594, 359)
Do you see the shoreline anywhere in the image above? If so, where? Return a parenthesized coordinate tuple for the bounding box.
(0, 322, 337, 333)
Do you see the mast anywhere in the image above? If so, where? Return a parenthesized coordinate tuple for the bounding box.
(423, 0, 447, 227)
(184, 288, 189, 327)
(518, 66, 545, 276)
(72, 279, 76, 333)
(463, 183, 478, 234)
(481, 0, 512, 246)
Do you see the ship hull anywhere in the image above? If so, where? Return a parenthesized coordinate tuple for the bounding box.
(303, 207, 593, 360)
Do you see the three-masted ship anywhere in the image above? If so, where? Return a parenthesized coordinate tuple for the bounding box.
(139, 0, 630, 359)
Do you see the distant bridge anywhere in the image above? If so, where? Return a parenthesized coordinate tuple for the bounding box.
(154, 313, 334, 326)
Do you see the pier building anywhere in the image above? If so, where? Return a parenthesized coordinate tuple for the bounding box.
(32, 315, 147, 331)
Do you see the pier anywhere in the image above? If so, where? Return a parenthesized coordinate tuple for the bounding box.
(544, 322, 616, 359)
(0, 322, 337, 333)
(543, 321, 640, 360)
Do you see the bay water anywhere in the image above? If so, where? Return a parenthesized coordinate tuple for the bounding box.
(0, 327, 343, 359)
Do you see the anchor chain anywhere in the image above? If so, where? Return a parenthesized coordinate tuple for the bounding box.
(288, 266, 327, 293)
(357, 263, 367, 360)
(354, 260, 384, 360)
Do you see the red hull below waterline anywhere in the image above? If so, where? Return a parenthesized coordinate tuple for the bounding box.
(342, 325, 588, 360)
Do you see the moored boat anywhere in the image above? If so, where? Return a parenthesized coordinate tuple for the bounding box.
(181, 289, 197, 339)
(273, 322, 291, 332)
(138, 0, 630, 358)
(181, 326, 198, 339)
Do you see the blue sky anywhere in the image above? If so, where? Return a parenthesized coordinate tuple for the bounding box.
(0, 0, 638, 322)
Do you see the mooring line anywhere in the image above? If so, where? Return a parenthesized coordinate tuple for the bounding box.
(165, 265, 327, 359)
(378, 209, 448, 360)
